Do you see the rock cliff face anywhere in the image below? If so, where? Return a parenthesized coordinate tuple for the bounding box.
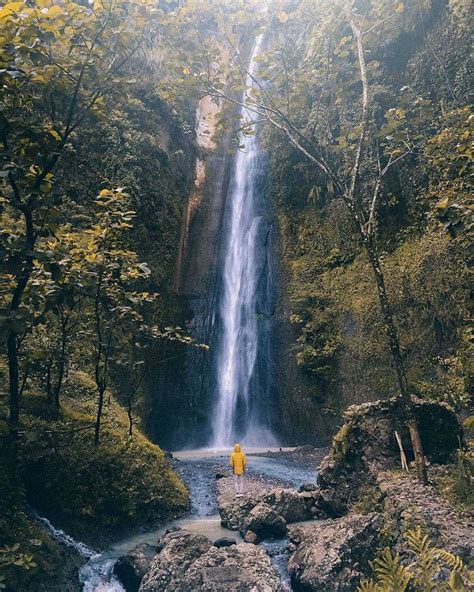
(167, 103, 233, 448)
(264, 2, 471, 446)
(142, 95, 234, 449)
(150, 52, 281, 449)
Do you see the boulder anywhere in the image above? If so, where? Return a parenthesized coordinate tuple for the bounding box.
(140, 529, 285, 591)
(173, 544, 286, 591)
(213, 537, 237, 548)
(288, 513, 382, 591)
(114, 542, 156, 592)
(219, 487, 319, 536)
(299, 483, 318, 493)
(317, 398, 462, 514)
(241, 502, 287, 542)
(262, 489, 308, 523)
(219, 495, 258, 530)
(141, 530, 211, 591)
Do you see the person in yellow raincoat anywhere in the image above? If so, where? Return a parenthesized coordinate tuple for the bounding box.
(229, 443, 247, 496)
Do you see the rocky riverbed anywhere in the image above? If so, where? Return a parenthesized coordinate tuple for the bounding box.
(39, 399, 473, 592)
(72, 446, 325, 591)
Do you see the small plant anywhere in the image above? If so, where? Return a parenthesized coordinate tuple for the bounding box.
(350, 485, 384, 515)
(0, 544, 37, 571)
(0, 544, 37, 590)
(333, 422, 351, 459)
(357, 527, 473, 591)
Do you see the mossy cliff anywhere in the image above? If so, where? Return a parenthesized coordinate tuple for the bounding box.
(266, 3, 471, 444)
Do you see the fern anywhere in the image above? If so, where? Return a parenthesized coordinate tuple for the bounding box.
(370, 549, 411, 592)
(357, 529, 472, 592)
(432, 549, 465, 573)
(358, 580, 383, 592)
(406, 527, 432, 555)
(407, 527, 438, 591)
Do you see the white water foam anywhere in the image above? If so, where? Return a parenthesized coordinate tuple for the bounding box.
(34, 514, 95, 558)
(34, 514, 124, 591)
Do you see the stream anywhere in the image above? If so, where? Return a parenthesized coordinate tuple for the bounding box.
(39, 449, 317, 591)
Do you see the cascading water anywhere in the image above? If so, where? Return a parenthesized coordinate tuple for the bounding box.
(212, 35, 277, 448)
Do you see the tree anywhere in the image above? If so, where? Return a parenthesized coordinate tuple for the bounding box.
(0, 0, 158, 441)
(60, 188, 156, 444)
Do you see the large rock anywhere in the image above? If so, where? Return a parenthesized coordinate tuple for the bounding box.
(262, 489, 308, 523)
(140, 529, 211, 591)
(317, 398, 462, 515)
(219, 487, 322, 538)
(219, 495, 258, 531)
(140, 529, 285, 591)
(241, 502, 287, 542)
(174, 544, 285, 591)
(114, 543, 156, 592)
(287, 513, 382, 591)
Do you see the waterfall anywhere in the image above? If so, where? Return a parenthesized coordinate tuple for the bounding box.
(212, 35, 277, 448)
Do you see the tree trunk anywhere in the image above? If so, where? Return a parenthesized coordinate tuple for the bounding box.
(365, 237, 428, 484)
(7, 331, 19, 440)
(127, 398, 133, 438)
(46, 360, 54, 405)
(6, 205, 35, 439)
(94, 386, 105, 446)
(53, 323, 68, 408)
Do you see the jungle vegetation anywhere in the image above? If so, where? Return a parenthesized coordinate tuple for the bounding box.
(0, 0, 471, 588)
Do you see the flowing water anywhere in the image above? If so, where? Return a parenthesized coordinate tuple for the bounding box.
(213, 35, 277, 448)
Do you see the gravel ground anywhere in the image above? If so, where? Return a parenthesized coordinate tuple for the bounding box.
(217, 473, 290, 499)
(174, 446, 329, 513)
(250, 446, 329, 470)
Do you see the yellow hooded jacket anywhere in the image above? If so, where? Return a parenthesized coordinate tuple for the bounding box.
(229, 444, 246, 476)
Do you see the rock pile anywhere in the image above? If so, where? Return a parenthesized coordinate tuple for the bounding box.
(219, 487, 324, 543)
(377, 470, 473, 561)
(113, 399, 467, 592)
(139, 528, 285, 592)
